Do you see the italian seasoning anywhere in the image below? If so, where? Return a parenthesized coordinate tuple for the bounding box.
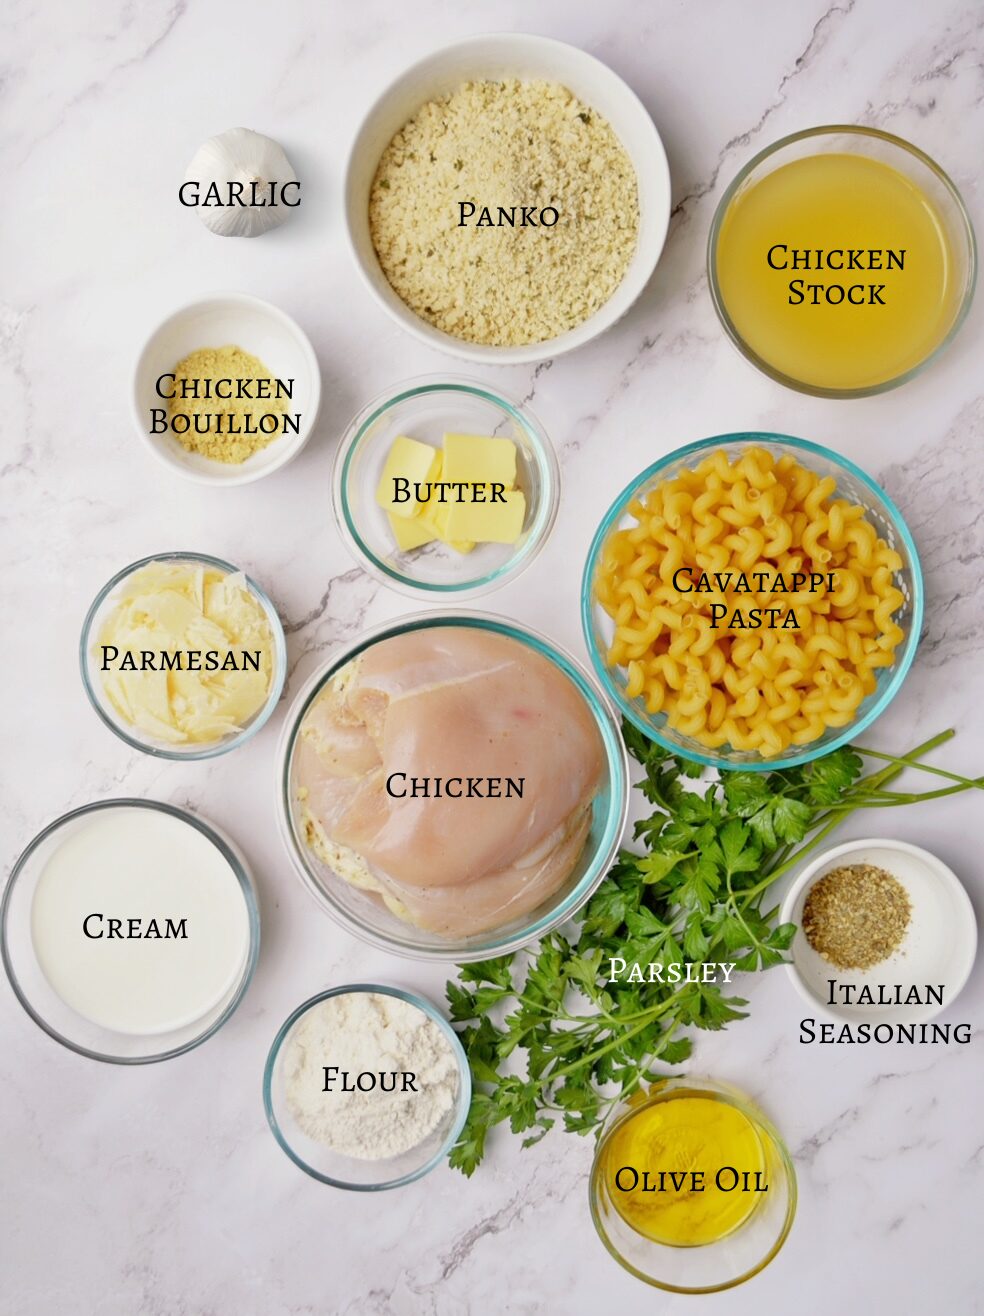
(802, 863, 911, 970)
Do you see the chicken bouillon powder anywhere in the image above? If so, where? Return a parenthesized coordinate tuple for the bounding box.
(167, 345, 290, 464)
(368, 80, 639, 346)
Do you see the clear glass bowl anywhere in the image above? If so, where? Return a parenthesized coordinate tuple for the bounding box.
(708, 125, 977, 398)
(80, 551, 287, 760)
(581, 433, 923, 771)
(1, 799, 260, 1064)
(276, 610, 629, 961)
(332, 377, 560, 599)
(263, 984, 471, 1190)
(589, 1078, 797, 1294)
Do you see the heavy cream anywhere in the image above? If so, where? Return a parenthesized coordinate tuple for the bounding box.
(30, 806, 250, 1035)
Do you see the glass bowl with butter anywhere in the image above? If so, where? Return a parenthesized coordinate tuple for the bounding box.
(80, 551, 287, 760)
(332, 377, 560, 599)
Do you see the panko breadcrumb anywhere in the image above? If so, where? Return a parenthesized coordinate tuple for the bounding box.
(368, 79, 639, 347)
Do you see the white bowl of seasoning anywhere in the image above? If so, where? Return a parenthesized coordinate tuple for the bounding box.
(780, 838, 977, 1025)
(132, 292, 321, 485)
(344, 33, 671, 365)
(1, 800, 260, 1063)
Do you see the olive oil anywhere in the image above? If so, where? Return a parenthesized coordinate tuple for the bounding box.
(601, 1094, 768, 1247)
(714, 153, 961, 392)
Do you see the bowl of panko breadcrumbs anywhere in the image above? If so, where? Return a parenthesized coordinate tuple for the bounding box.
(345, 34, 671, 365)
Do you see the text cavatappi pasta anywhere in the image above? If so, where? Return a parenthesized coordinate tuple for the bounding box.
(595, 447, 905, 756)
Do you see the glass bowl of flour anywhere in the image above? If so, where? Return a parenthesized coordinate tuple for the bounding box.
(263, 984, 471, 1189)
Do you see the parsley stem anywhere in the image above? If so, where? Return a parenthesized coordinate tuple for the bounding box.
(855, 746, 982, 792)
(826, 782, 983, 806)
(739, 730, 954, 903)
(548, 991, 687, 1080)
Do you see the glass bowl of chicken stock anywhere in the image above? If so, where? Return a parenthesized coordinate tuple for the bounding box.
(276, 611, 629, 961)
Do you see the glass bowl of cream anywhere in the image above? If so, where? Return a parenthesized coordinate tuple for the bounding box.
(333, 377, 560, 600)
(263, 984, 471, 1190)
(589, 1078, 796, 1293)
(276, 611, 629, 961)
(1, 799, 260, 1063)
(80, 552, 287, 759)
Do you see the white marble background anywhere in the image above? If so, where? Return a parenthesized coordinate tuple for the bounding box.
(2, 0, 983, 1312)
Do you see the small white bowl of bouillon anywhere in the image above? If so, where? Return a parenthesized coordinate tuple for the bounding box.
(132, 292, 321, 486)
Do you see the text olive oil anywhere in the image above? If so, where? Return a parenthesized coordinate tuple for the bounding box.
(714, 153, 960, 393)
(601, 1095, 768, 1247)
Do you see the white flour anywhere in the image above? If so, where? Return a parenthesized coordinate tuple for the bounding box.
(282, 991, 459, 1160)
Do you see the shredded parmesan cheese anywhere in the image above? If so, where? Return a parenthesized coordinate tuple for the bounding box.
(96, 561, 275, 745)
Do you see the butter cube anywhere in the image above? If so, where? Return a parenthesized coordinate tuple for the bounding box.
(375, 436, 441, 519)
(445, 491, 526, 545)
(417, 496, 450, 541)
(443, 434, 517, 488)
(417, 498, 474, 553)
(387, 511, 438, 552)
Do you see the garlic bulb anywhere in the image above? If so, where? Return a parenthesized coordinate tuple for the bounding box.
(182, 128, 299, 238)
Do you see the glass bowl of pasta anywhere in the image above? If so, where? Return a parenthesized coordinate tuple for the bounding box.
(582, 434, 922, 770)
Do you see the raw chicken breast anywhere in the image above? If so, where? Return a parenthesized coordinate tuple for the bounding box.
(295, 627, 605, 936)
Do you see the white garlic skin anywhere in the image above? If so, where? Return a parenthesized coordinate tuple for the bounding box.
(185, 128, 298, 238)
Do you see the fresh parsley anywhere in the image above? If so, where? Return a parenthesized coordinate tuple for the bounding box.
(447, 726, 979, 1175)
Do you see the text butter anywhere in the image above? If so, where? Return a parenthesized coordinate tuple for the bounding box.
(376, 432, 526, 554)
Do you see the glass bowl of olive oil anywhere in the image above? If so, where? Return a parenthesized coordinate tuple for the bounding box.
(708, 126, 976, 397)
(589, 1078, 796, 1293)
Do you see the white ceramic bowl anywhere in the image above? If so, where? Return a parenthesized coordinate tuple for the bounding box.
(780, 838, 977, 1024)
(132, 293, 321, 485)
(344, 34, 671, 365)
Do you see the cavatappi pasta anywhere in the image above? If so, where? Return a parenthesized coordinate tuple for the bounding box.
(595, 447, 906, 757)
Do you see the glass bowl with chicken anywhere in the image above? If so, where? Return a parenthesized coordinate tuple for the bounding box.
(277, 612, 629, 960)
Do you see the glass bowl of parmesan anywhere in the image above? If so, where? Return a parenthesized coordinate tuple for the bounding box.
(263, 984, 471, 1190)
(80, 551, 287, 760)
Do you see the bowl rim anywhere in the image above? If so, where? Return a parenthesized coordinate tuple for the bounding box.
(130, 290, 322, 486)
(79, 550, 288, 761)
(262, 983, 472, 1190)
(275, 608, 630, 961)
(778, 836, 978, 1022)
(0, 798, 260, 1064)
(707, 124, 978, 399)
(331, 374, 561, 599)
(588, 1076, 797, 1293)
(581, 431, 925, 771)
(343, 31, 671, 366)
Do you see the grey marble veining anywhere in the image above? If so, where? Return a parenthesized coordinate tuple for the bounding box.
(1, 1, 982, 1313)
